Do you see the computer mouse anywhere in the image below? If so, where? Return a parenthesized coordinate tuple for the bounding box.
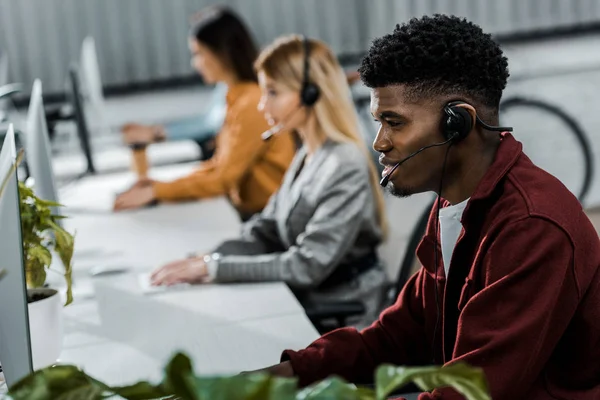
(89, 266, 131, 277)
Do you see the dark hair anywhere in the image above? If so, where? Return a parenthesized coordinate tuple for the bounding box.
(358, 15, 509, 110)
(190, 5, 259, 83)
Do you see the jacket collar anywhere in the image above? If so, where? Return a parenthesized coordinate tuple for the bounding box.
(276, 141, 331, 246)
(460, 132, 522, 221)
(469, 132, 522, 202)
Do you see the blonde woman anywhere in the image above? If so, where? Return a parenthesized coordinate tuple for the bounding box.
(151, 35, 388, 324)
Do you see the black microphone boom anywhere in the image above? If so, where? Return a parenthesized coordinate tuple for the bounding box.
(261, 124, 283, 141)
(261, 104, 307, 141)
(380, 136, 455, 187)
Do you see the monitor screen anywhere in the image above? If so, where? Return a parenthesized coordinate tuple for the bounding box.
(0, 125, 34, 388)
(25, 80, 60, 214)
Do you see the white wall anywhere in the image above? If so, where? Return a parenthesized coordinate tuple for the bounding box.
(1, 0, 598, 95)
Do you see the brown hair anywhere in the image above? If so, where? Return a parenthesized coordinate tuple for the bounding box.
(190, 5, 258, 83)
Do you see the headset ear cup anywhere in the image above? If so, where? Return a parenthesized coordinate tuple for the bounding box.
(443, 105, 473, 142)
(301, 83, 320, 106)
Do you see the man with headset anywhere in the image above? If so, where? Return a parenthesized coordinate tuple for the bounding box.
(259, 15, 600, 400)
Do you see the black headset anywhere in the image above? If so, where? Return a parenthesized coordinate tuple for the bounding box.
(300, 35, 320, 107)
(442, 100, 513, 142)
(380, 101, 513, 187)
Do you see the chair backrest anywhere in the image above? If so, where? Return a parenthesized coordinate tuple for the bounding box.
(375, 195, 433, 310)
(377, 193, 433, 280)
(391, 200, 432, 300)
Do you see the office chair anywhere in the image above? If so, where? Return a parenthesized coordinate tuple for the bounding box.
(304, 201, 433, 333)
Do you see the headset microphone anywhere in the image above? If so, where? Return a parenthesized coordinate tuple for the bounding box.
(379, 136, 456, 187)
(261, 123, 284, 141)
(261, 105, 303, 141)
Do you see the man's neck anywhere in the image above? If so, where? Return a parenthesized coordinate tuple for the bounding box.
(442, 142, 499, 205)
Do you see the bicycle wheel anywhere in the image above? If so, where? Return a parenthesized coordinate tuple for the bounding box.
(499, 96, 594, 203)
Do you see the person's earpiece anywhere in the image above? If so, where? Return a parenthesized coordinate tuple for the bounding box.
(300, 36, 320, 107)
(441, 102, 474, 143)
(442, 100, 514, 143)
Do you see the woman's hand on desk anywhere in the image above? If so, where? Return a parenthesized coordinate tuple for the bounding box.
(113, 181, 156, 211)
(122, 123, 166, 145)
(150, 256, 209, 286)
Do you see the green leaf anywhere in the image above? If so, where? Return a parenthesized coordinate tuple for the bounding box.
(159, 353, 299, 400)
(17, 178, 76, 305)
(29, 245, 53, 267)
(375, 363, 491, 400)
(108, 381, 170, 400)
(36, 198, 63, 208)
(191, 373, 297, 400)
(17, 181, 34, 200)
(162, 353, 197, 399)
(8, 365, 110, 400)
(7, 353, 491, 400)
(49, 222, 75, 305)
(25, 254, 48, 288)
(296, 377, 374, 400)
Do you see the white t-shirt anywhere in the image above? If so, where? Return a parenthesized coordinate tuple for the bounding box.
(439, 198, 469, 277)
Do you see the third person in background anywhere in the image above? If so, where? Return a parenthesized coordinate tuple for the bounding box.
(114, 5, 295, 221)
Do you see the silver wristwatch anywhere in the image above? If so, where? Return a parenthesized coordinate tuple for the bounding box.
(202, 252, 221, 280)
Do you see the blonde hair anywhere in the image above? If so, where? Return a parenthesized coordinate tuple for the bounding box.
(255, 35, 387, 237)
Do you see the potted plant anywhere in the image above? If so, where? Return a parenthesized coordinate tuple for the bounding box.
(1, 149, 75, 370)
(18, 180, 74, 370)
(7, 352, 491, 400)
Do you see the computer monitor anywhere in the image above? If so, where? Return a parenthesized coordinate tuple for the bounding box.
(25, 80, 60, 214)
(0, 125, 34, 387)
(67, 64, 96, 174)
(80, 37, 107, 134)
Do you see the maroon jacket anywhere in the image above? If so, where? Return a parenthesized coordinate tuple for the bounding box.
(282, 133, 600, 399)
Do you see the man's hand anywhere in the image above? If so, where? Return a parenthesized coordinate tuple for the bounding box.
(150, 256, 209, 286)
(113, 182, 156, 211)
(122, 123, 165, 145)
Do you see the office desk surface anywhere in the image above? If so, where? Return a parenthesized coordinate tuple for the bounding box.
(57, 162, 242, 276)
(60, 292, 319, 386)
(42, 164, 320, 387)
(60, 162, 215, 212)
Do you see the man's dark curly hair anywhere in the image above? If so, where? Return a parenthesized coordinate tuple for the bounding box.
(359, 14, 509, 110)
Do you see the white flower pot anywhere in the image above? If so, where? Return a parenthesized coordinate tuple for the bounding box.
(27, 288, 63, 370)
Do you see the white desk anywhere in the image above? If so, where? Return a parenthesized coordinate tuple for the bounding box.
(61, 300, 164, 386)
(49, 164, 319, 386)
(94, 275, 317, 376)
(52, 140, 201, 179)
(56, 163, 242, 293)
